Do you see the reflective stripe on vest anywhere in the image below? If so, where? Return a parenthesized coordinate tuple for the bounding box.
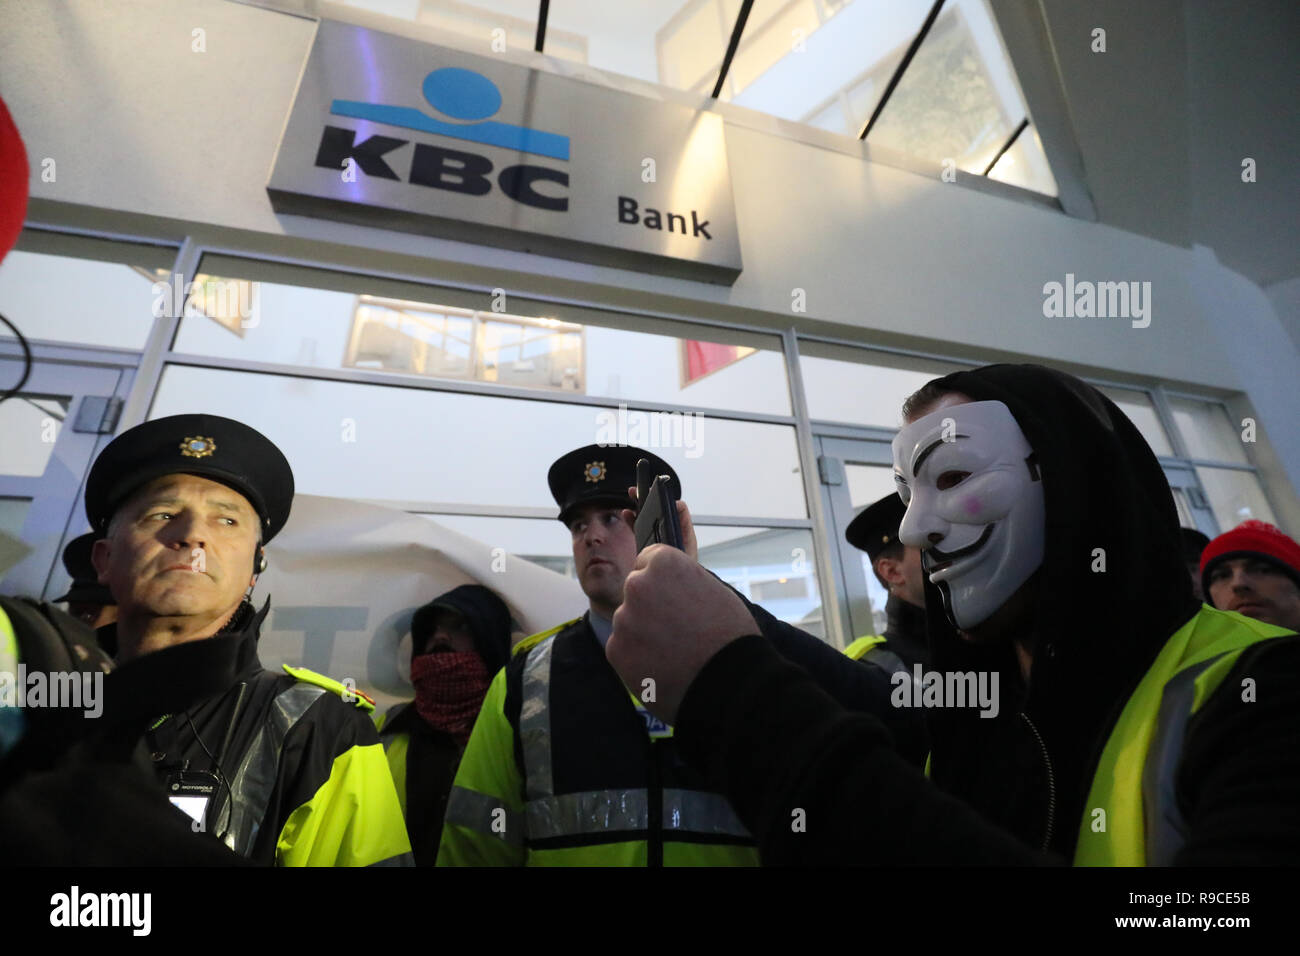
(519, 634, 556, 801)
(1074, 606, 1291, 866)
(516, 635, 750, 844)
(222, 682, 326, 856)
(444, 785, 524, 846)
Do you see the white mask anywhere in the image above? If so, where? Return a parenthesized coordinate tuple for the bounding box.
(891, 400, 1046, 630)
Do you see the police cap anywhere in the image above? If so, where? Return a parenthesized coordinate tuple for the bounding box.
(547, 444, 679, 526)
(52, 532, 115, 606)
(845, 492, 907, 562)
(84, 414, 294, 543)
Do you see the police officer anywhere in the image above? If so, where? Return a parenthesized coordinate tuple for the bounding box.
(843, 493, 927, 672)
(54, 533, 118, 633)
(438, 443, 920, 865)
(377, 583, 513, 865)
(436, 444, 758, 865)
(86, 414, 412, 866)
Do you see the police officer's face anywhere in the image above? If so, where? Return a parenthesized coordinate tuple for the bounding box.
(92, 474, 261, 622)
(568, 503, 638, 615)
(1207, 557, 1300, 632)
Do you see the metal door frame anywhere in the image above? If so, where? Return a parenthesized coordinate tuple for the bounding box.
(814, 433, 897, 643)
(0, 352, 137, 599)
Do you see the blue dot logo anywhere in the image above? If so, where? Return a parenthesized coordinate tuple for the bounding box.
(422, 67, 502, 121)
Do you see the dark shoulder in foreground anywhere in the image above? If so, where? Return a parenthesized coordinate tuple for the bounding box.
(1177, 633, 1300, 865)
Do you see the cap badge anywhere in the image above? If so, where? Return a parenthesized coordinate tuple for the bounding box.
(584, 461, 606, 483)
(180, 436, 217, 458)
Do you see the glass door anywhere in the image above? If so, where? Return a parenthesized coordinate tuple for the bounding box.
(1163, 463, 1219, 538)
(816, 435, 899, 643)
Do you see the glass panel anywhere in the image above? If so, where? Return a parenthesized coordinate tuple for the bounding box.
(1195, 467, 1277, 530)
(419, 515, 821, 632)
(841, 463, 899, 637)
(656, 0, 734, 92)
(151, 365, 807, 519)
(1170, 488, 1197, 531)
(726, 0, 824, 97)
(0, 249, 169, 350)
(175, 262, 791, 416)
(844, 462, 898, 510)
(348, 299, 476, 380)
(1169, 397, 1249, 465)
(986, 124, 1059, 197)
(0, 396, 70, 477)
(726, 0, 934, 132)
(338, 1, 589, 65)
(702, 527, 824, 637)
(329, 0, 1054, 196)
(806, 96, 849, 134)
(479, 316, 583, 391)
(861, 0, 1056, 196)
(866, 1, 1010, 170)
(0, 498, 32, 540)
(1095, 386, 1172, 456)
(416, 514, 576, 577)
(799, 344, 961, 427)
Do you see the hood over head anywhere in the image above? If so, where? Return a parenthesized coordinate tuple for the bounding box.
(901, 363, 1198, 856)
(410, 584, 513, 676)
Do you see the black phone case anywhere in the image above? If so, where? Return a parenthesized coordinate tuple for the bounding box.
(634, 459, 683, 552)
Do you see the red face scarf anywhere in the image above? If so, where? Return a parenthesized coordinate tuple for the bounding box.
(409, 651, 491, 747)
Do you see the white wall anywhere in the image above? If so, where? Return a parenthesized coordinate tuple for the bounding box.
(1265, 277, 1300, 356)
(2, 0, 1297, 507)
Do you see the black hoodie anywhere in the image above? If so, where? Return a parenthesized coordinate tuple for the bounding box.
(381, 584, 514, 864)
(673, 364, 1300, 864)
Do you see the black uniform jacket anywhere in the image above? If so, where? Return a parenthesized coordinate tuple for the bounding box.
(103, 599, 405, 865)
(0, 597, 247, 864)
(867, 594, 928, 673)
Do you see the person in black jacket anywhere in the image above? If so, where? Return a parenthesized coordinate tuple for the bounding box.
(84, 414, 411, 866)
(377, 583, 513, 865)
(605, 364, 1300, 865)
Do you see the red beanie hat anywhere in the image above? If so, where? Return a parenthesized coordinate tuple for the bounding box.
(1200, 520, 1300, 602)
(0, 95, 30, 264)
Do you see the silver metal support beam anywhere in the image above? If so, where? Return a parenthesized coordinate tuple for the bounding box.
(117, 237, 200, 430)
(782, 328, 849, 648)
(988, 0, 1098, 221)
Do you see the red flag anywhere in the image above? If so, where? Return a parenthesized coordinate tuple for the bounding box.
(682, 340, 755, 386)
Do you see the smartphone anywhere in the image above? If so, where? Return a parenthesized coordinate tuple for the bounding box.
(633, 458, 683, 553)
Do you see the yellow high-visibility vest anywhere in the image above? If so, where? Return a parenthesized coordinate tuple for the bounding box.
(1074, 605, 1292, 865)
